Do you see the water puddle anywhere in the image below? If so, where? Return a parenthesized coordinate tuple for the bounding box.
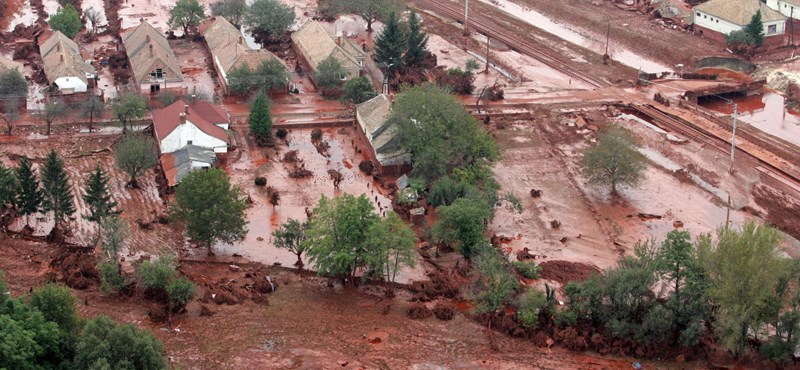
(478, 0, 672, 73)
(701, 93, 800, 147)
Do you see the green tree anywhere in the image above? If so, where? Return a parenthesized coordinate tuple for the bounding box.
(16, 157, 42, 226)
(73, 316, 168, 369)
(366, 211, 416, 282)
(697, 221, 786, 354)
(41, 150, 76, 231)
(82, 166, 118, 225)
(374, 12, 406, 72)
(256, 58, 289, 91)
(114, 133, 158, 188)
(471, 247, 519, 314)
(517, 289, 547, 328)
(745, 10, 765, 46)
(29, 283, 79, 335)
(428, 175, 478, 207)
(655, 230, 709, 346)
(304, 194, 379, 278)
(166, 276, 195, 311)
(138, 256, 175, 292)
(341, 76, 377, 104)
(0, 69, 28, 97)
(40, 99, 67, 136)
(211, 0, 248, 27)
(0, 297, 65, 369)
(49, 5, 82, 38)
(272, 218, 307, 268)
(388, 84, 497, 182)
(112, 93, 147, 132)
(326, 0, 400, 32)
(169, 0, 205, 36)
(171, 168, 248, 255)
(580, 127, 646, 195)
(0, 163, 19, 209)
(249, 90, 272, 146)
(404, 10, 430, 69)
(98, 217, 129, 293)
(244, 0, 295, 42)
(433, 197, 492, 259)
(226, 65, 256, 95)
(314, 55, 347, 91)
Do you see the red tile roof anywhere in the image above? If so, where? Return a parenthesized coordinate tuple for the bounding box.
(152, 100, 229, 143)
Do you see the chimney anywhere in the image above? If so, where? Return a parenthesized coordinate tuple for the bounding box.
(179, 112, 186, 124)
(148, 44, 153, 57)
(239, 36, 244, 45)
(336, 32, 342, 47)
(56, 43, 60, 52)
(146, 34, 150, 43)
(184, 104, 189, 114)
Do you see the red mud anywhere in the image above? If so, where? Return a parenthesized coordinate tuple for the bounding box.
(538, 260, 602, 285)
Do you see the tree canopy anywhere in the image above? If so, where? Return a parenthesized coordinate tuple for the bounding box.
(82, 166, 119, 225)
(387, 84, 498, 182)
(244, 0, 294, 39)
(112, 93, 147, 132)
(171, 168, 248, 255)
(580, 127, 646, 195)
(273, 218, 307, 268)
(41, 150, 76, 230)
(49, 5, 81, 38)
(114, 133, 158, 188)
(322, 0, 401, 32)
(227, 59, 288, 94)
(249, 90, 272, 146)
(374, 12, 406, 71)
(169, 0, 206, 36)
(15, 157, 42, 226)
(341, 76, 377, 104)
(211, 0, 247, 27)
(0, 163, 19, 209)
(315, 55, 347, 92)
(0, 69, 28, 97)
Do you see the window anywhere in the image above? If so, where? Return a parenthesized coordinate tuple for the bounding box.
(696, 12, 700, 16)
(187, 140, 193, 145)
(151, 69, 164, 80)
(768, 24, 777, 34)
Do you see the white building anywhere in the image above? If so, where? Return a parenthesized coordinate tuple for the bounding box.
(693, 0, 786, 45)
(767, 0, 800, 19)
(38, 31, 96, 94)
(153, 100, 230, 154)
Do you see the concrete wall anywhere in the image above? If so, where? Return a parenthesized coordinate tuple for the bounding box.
(695, 23, 786, 45)
(693, 9, 785, 36)
(160, 120, 228, 153)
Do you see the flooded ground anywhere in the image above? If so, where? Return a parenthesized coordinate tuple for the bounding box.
(211, 127, 426, 284)
(3, 0, 36, 31)
(478, 0, 672, 73)
(170, 39, 217, 98)
(84, 36, 119, 100)
(702, 93, 800, 147)
(119, 0, 174, 34)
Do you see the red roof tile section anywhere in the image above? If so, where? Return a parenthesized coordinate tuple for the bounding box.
(152, 100, 229, 143)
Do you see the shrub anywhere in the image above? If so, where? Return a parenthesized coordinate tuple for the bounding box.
(311, 128, 323, 141)
(275, 128, 288, 139)
(513, 261, 540, 279)
(99, 261, 125, 293)
(341, 76, 377, 104)
(254, 177, 267, 186)
(517, 289, 547, 328)
(137, 257, 174, 291)
(358, 160, 374, 174)
(29, 283, 79, 333)
(166, 276, 195, 311)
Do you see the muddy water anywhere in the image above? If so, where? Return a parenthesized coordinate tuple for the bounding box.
(478, 0, 672, 73)
(214, 128, 426, 283)
(702, 93, 800, 147)
(3, 0, 36, 32)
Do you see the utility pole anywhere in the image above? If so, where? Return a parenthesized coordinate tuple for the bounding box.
(603, 23, 611, 65)
(464, 0, 469, 35)
(485, 33, 490, 73)
(791, 7, 795, 49)
(729, 103, 738, 173)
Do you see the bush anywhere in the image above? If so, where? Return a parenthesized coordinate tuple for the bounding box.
(29, 283, 79, 334)
(341, 76, 377, 104)
(311, 128, 323, 141)
(358, 160, 374, 174)
(275, 128, 288, 139)
(517, 289, 547, 328)
(725, 29, 756, 46)
(166, 276, 195, 310)
(99, 261, 125, 294)
(428, 175, 476, 207)
(254, 177, 267, 186)
(437, 67, 475, 95)
(513, 261, 540, 279)
(137, 257, 174, 291)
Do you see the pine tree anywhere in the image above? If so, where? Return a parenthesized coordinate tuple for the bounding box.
(249, 90, 272, 146)
(404, 10, 430, 69)
(41, 150, 76, 229)
(745, 10, 765, 46)
(82, 166, 118, 225)
(16, 157, 42, 226)
(374, 12, 406, 73)
(0, 163, 19, 209)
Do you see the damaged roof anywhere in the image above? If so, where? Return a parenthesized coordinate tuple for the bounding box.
(695, 0, 785, 26)
(39, 31, 96, 85)
(356, 94, 410, 167)
(291, 20, 365, 76)
(122, 21, 184, 85)
(203, 17, 285, 75)
(152, 100, 229, 143)
(160, 145, 217, 186)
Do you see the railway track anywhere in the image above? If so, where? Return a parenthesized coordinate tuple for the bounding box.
(632, 104, 800, 194)
(412, 0, 609, 88)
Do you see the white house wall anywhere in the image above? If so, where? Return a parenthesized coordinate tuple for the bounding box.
(160, 121, 228, 154)
(53, 76, 88, 93)
(771, 0, 800, 19)
(694, 10, 786, 36)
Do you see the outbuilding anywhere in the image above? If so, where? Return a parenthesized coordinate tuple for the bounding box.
(693, 0, 786, 45)
(39, 31, 96, 94)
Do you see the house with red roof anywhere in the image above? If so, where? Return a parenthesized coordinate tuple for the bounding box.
(153, 100, 230, 154)
(153, 100, 230, 186)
